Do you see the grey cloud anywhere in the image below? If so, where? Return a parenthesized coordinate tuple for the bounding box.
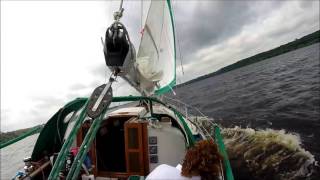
(66, 92, 87, 100)
(299, 0, 316, 9)
(26, 108, 58, 127)
(70, 83, 87, 91)
(1, 109, 11, 132)
(89, 64, 128, 84)
(173, 1, 282, 62)
(266, 1, 319, 39)
(32, 96, 66, 109)
(90, 63, 110, 78)
(6, 96, 69, 131)
(90, 80, 103, 87)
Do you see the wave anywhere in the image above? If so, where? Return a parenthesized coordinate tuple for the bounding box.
(221, 127, 319, 180)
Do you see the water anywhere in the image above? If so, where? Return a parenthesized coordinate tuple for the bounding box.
(0, 134, 39, 180)
(221, 127, 317, 180)
(170, 43, 320, 179)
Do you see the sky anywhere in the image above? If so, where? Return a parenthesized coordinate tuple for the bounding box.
(1, 0, 319, 132)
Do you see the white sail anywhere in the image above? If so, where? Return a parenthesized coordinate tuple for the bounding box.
(136, 0, 176, 95)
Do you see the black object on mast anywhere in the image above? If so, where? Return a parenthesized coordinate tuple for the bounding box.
(103, 0, 135, 77)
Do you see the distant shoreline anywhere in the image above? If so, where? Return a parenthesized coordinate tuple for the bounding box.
(0, 125, 42, 144)
(176, 30, 320, 88)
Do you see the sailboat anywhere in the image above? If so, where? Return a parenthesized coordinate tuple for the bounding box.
(12, 0, 234, 179)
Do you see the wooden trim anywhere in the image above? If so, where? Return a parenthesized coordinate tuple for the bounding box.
(137, 123, 144, 174)
(76, 126, 82, 146)
(97, 171, 130, 178)
(124, 120, 150, 176)
(91, 139, 97, 176)
(97, 171, 145, 178)
(142, 122, 150, 175)
(124, 121, 129, 174)
(108, 114, 139, 118)
(124, 121, 145, 175)
(126, 149, 141, 153)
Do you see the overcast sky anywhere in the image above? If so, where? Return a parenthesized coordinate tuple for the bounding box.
(1, 0, 319, 132)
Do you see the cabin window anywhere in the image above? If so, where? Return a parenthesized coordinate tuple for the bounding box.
(128, 128, 139, 149)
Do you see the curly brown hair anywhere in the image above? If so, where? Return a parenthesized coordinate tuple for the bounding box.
(181, 140, 223, 180)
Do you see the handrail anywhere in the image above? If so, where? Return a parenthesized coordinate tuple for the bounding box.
(162, 95, 211, 119)
(215, 126, 234, 180)
(171, 109, 195, 147)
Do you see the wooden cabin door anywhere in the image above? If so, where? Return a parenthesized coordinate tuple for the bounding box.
(124, 121, 149, 176)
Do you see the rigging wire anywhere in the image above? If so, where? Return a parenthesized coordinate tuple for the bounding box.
(119, 0, 123, 11)
(177, 33, 185, 76)
(141, 0, 143, 31)
(114, 0, 124, 21)
(158, 1, 166, 50)
(172, 0, 185, 78)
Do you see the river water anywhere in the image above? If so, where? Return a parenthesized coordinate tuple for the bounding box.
(169, 43, 320, 179)
(0, 134, 39, 179)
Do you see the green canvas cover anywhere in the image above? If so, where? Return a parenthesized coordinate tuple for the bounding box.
(31, 98, 87, 161)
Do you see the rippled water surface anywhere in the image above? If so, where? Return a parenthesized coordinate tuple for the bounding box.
(170, 43, 320, 179)
(0, 134, 39, 180)
(174, 43, 319, 155)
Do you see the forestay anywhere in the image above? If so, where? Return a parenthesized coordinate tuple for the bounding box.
(136, 0, 176, 95)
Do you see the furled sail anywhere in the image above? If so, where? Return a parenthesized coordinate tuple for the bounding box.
(136, 0, 176, 95)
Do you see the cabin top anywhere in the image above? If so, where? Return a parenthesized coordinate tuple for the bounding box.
(108, 107, 147, 117)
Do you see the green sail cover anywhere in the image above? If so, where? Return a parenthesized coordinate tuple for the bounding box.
(31, 98, 87, 161)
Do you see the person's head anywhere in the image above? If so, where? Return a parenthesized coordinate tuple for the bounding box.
(181, 140, 223, 180)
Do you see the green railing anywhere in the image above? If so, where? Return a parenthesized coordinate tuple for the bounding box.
(214, 126, 234, 180)
(31, 98, 88, 161)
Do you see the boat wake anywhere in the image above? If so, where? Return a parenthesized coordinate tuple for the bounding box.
(221, 127, 319, 180)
